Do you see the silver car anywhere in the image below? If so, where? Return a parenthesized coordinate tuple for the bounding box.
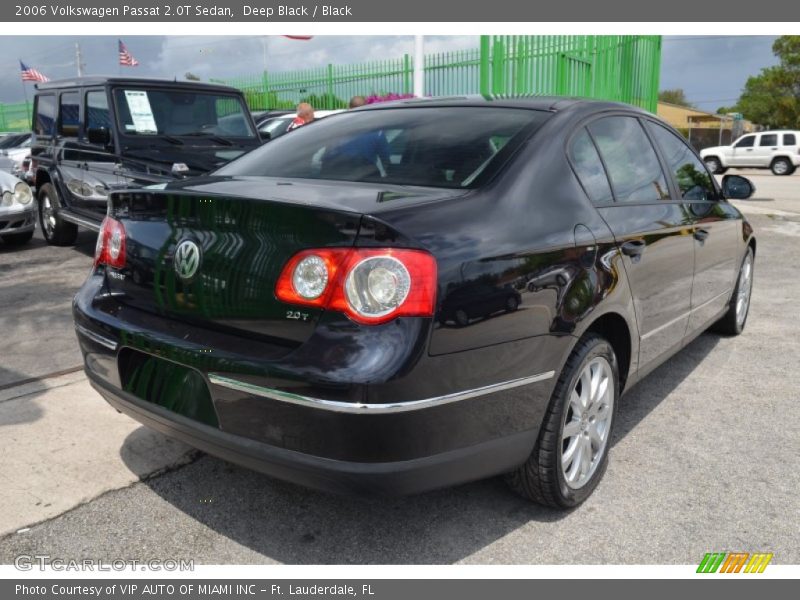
(0, 170, 35, 246)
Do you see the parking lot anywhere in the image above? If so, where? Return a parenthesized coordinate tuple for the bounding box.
(0, 171, 798, 565)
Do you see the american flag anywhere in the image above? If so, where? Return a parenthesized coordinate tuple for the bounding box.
(19, 61, 49, 83)
(118, 39, 140, 67)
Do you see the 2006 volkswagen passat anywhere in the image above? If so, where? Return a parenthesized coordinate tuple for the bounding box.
(74, 97, 756, 507)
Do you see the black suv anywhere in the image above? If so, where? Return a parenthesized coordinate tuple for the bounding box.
(31, 77, 261, 245)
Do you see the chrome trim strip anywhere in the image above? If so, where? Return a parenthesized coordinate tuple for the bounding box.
(74, 323, 118, 351)
(691, 288, 733, 313)
(640, 310, 690, 341)
(208, 371, 556, 414)
(640, 287, 732, 341)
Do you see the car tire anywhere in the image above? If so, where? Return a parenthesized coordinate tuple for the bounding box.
(505, 296, 520, 312)
(0, 230, 34, 246)
(454, 309, 470, 327)
(704, 157, 727, 175)
(37, 183, 78, 246)
(506, 333, 618, 508)
(712, 247, 754, 336)
(770, 157, 794, 176)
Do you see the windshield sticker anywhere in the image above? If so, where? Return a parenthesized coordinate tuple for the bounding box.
(124, 90, 157, 134)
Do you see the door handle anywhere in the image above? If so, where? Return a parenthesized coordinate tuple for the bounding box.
(620, 239, 646, 259)
(694, 228, 710, 242)
(745, 148, 753, 151)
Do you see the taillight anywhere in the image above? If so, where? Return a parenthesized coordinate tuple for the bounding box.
(94, 216, 126, 269)
(275, 248, 437, 325)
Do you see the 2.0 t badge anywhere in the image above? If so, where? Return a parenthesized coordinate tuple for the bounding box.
(174, 239, 202, 282)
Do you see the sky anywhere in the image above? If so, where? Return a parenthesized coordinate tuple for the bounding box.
(0, 35, 780, 111)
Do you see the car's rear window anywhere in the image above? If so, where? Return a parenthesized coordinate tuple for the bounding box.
(217, 107, 550, 189)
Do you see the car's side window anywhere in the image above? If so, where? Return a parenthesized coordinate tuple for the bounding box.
(58, 92, 80, 137)
(760, 133, 778, 147)
(646, 121, 717, 202)
(588, 116, 669, 203)
(735, 135, 755, 148)
(783, 133, 796, 146)
(568, 128, 613, 205)
(86, 90, 111, 132)
(33, 94, 56, 137)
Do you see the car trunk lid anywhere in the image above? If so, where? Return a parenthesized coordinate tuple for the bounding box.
(105, 188, 363, 345)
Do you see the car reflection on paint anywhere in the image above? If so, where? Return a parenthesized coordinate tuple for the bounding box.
(439, 280, 521, 327)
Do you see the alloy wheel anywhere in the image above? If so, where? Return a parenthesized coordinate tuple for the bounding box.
(561, 356, 614, 490)
(41, 193, 56, 237)
(736, 252, 753, 327)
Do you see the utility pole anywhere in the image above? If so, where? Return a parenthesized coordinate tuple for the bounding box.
(413, 35, 424, 97)
(75, 42, 84, 76)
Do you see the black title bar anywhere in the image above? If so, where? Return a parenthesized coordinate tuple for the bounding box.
(4, 0, 800, 22)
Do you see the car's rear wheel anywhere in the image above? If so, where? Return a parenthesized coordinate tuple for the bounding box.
(454, 309, 470, 327)
(771, 157, 794, 176)
(507, 333, 618, 507)
(38, 183, 78, 246)
(0, 230, 34, 246)
(713, 247, 754, 335)
(704, 157, 727, 174)
(505, 295, 520, 312)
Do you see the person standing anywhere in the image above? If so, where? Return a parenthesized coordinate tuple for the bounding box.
(288, 102, 315, 131)
(349, 96, 367, 109)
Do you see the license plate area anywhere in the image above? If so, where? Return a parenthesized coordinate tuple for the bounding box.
(118, 348, 219, 427)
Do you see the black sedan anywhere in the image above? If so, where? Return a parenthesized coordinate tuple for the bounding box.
(73, 96, 756, 507)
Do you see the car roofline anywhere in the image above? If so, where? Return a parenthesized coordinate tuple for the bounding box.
(35, 76, 241, 94)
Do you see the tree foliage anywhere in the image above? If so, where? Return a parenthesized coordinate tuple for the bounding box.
(658, 88, 692, 107)
(736, 36, 800, 128)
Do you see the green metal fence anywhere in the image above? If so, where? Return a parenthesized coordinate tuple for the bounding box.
(219, 35, 660, 113)
(0, 36, 661, 131)
(0, 101, 32, 133)
(479, 35, 661, 112)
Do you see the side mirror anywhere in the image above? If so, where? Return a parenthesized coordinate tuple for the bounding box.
(721, 174, 755, 200)
(87, 127, 111, 146)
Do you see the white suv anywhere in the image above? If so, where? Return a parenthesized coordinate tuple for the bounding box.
(700, 130, 800, 176)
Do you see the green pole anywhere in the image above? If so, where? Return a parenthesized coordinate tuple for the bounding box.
(479, 36, 490, 97)
(326, 64, 334, 109)
(403, 54, 411, 95)
(492, 39, 505, 95)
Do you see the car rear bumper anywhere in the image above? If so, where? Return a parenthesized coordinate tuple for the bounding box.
(74, 273, 564, 495)
(89, 371, 538, 496)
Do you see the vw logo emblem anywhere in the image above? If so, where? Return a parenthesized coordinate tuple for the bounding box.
(174, 240, 202, 282)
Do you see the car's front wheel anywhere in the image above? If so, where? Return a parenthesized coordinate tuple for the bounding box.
(507, 333, 618, 507)
(704, 157, 727, 174)
(771, 157, 794, 176)
(38, 183, 78, 246)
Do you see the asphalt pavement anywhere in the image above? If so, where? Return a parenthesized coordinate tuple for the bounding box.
(0, 172, 798, 564)
(0, 228, 95, 388)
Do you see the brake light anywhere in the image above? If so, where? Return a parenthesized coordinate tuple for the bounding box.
(275, 248, 437, 325)
(94, 216, 126, 269)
